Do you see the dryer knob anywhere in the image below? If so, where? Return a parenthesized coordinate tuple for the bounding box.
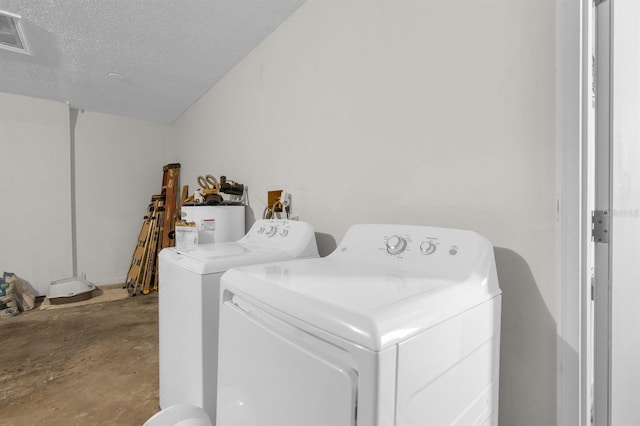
(265, 226, 278, 237)
(420, 241, 437, 255)
(386, 235, 407, 255)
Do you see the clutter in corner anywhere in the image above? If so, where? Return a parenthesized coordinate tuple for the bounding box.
(1, 272, 38, 318)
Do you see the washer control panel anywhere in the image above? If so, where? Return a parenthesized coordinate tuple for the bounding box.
(253, 221, 292, 239)
(240, 219, 319, 259)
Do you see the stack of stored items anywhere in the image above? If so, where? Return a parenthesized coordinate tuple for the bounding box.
(1, 272, 37, 318)
(125, 164, 180, 296)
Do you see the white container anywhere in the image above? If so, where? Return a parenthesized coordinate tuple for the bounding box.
(180, 205, 245, 244)
(144, 404, 212, 426)
(48, 276, 96, 305)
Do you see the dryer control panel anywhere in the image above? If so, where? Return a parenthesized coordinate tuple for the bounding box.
(333, 224, 495, 284)
(383, 234, 450, 257)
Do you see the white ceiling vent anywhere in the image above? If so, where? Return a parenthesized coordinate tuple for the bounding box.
(0, 10, 30, 55)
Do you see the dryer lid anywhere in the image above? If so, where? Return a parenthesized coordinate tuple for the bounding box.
(221, 224, 501, 351)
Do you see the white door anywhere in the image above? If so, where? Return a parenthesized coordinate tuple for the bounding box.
(593, 0, 640, 424)
(216, 293, 358, 426)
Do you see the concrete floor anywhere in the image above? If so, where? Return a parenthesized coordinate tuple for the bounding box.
(0, 292, 159, 425)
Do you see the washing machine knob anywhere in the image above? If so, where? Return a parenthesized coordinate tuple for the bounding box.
(279, 228, 288, 237)
(265, 226, 278, 237)
(420, 241, 437, 255)
(386, 235, 407, 255)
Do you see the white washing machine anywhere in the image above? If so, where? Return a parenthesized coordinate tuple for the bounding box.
(157, 219, 319, 422)
(217, 224, 502, 426)
(180, 205, 245, 244)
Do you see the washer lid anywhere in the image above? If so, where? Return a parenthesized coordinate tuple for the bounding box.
(221, 224, 501, 351)
(159, 243, 289, 275)
(158, 219, 318, 275)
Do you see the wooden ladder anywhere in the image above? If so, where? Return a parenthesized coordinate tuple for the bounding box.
(125, 195, 163, 295)
(140, 195, 164, 295)
(125, 163, 180, 296)
(160, 163, 180, 250)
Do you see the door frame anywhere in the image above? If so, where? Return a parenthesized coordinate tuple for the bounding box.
(592, 0, 613, 424)
(556, 0, 594, 425)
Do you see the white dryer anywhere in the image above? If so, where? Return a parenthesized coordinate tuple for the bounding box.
(217, 224, 502, 426)
(157, 219, 318, 421)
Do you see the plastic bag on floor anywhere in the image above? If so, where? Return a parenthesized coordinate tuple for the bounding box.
(0, 274, 19, 318)
(5, 272, 36, 311)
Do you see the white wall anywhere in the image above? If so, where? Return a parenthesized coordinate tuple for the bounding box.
(74, 111, 171, 286)
(171, 0, 557, 424)
(0, 93, 73, 293)
(0, 93, 171, 294)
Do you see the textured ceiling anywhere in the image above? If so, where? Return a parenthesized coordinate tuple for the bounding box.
(0, 0, 306, 123)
